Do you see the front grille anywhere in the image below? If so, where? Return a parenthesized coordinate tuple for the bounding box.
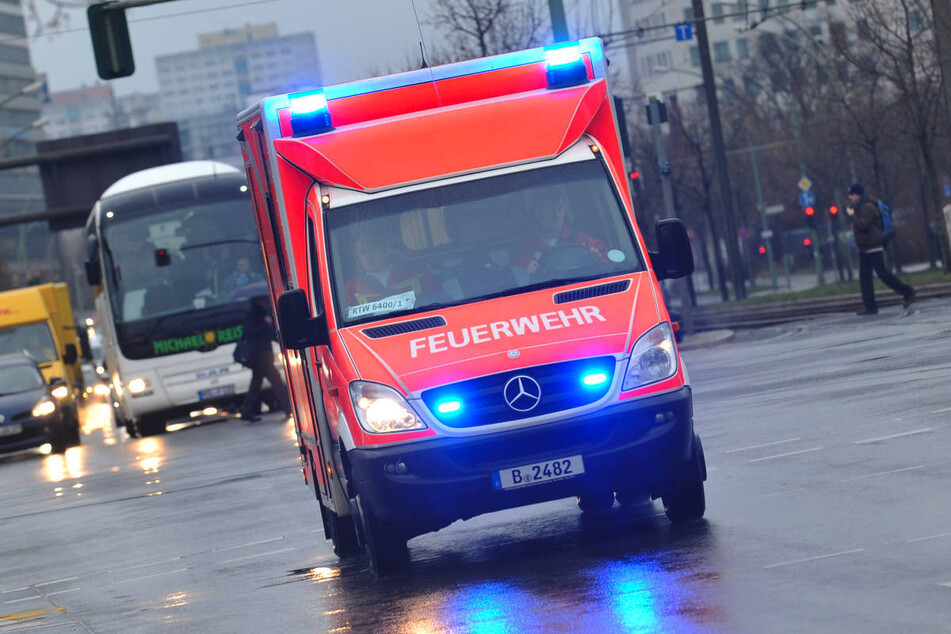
(362, 316, 447, 339)
(553, 280, 631, 304)
(421, 356, 615, 428)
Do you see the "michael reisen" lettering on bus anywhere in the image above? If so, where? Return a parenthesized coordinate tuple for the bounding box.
(409, 306, 606, 358)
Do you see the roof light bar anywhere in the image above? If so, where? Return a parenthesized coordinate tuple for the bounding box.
(544, 43, 588, 89)
(289, 89, 333, 137)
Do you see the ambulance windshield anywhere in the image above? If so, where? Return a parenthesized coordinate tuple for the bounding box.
(327, 159, 643, 326)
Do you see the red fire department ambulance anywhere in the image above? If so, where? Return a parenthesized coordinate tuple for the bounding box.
(237, 38, 705, 576)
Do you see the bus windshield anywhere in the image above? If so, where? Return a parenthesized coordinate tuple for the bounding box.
(0, 323, 57, 363)
(101, 196, 265, 325)
(326, 159, 643, 327)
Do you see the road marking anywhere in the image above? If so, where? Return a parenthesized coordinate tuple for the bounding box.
(854, 428, 934, 445)
(857, 417, 905, 429)
(218, 547, 296, 565)
(764, 548, 865, 569)
(0, 607, 65, 620)
(748, 447, 822, 463)
(34, 577, 77, 588)
(213, 536, 284, 553)
(940, 582, 951, 588)
(45, 589, 80, 597)
(3, 597, 39, 605)
(906, 532, 951, 544)
(108, 556, 183, 574)
(110, 568, 188, 585)
(0, 587, 30, 595)
(930, 407, 951, 414)
(724, 437, 801, 454)
(840, 465, 926, 482)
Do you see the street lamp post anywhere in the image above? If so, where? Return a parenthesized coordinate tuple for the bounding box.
(0, 79, 43, 111)
(0, 117, 49, 153)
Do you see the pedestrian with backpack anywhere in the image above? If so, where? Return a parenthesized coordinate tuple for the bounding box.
(237, 294, 291, 422)
(846, 183, 916, 315)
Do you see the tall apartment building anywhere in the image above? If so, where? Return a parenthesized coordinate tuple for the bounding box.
(0, 0, 51, 288)
(43, 84, 162, 140)
(155, 23, 321, 163)
(621, 0, 846, 115)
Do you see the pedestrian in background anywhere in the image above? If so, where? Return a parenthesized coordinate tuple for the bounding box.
(238, 295, 291, 422)
(846, 183, 916, 315)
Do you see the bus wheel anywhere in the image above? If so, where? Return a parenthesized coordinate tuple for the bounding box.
(321, 504, 361, 558)
(662, 435, 706, 525)
(135, 416, 166, 437)
(355, 495, 409, 577)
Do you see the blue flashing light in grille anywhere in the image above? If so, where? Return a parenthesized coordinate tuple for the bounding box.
(544, 43, 588, 88)
(436, 399, 463, 415)
(289, 89, 333, 136)
(581, 371, 609, 387)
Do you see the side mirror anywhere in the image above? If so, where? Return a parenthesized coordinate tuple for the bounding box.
(85, 234, 102, 286)
(48, 376, 65, 387)
(650, 219, 694, 280)
(63, 343, 79, 366)
(276, 289, 330, 350)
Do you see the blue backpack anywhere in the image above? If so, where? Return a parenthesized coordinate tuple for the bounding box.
(877, 200, 895, 241)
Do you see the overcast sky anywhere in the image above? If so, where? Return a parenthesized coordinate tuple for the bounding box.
(27, 0, 431, 96)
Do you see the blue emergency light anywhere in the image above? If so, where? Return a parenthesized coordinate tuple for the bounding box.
(436, 399, 463, 415)
(289, 89, 333, 136)
(544, 43, 588, 88)
(581, 371, 609, 388)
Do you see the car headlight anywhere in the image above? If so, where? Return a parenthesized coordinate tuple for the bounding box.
(127, 377, 151, 395)
(32, 399, 56, 417)
(622, 322, 678, 391)
(349, 381, 427, 434)
(94, 383, 111, 396)
(51, 385, 70, 399)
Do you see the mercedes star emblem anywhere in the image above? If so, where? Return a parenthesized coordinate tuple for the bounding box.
(503, 375, 542, 412)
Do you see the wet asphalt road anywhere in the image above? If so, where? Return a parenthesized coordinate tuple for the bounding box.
(1, 298, 950, 633)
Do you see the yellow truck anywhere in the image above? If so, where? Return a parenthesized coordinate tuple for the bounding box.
(0, 283, 83, 447)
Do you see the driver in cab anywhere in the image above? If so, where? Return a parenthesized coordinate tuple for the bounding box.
(512, 194, 608, 274)
(345, 230, 438, 307)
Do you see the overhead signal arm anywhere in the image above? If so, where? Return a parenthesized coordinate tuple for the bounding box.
(87, 0, 181, 79)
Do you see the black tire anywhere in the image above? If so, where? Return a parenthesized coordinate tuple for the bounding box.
(64, 407, 82, 447)
(325, 506, 361, 558)
(135, 416, 166, 437)
(49, 426, 69, 454)
(662, 435, 707, 525)
(355, 494, 409, 577)
(577, 490, 616, 514)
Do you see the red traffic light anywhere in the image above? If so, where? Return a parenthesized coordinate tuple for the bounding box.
(829, 205, 839, 215)
(629, 170, 641, 180)
(803, 238, 812, 247)
(758, 245, 767, 255)
(804, 206, 815, 216)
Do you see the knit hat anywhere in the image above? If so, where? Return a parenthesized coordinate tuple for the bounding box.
(848, 182, 864, 196)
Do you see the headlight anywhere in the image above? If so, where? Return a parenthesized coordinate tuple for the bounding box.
(622, 322, 678, 391)
(32, 399, 56, 417)
(127, 377, 150, 395)
(94, 383, 111, 396)
(349, 381, 426, 434)
(51, 385, 70, 399)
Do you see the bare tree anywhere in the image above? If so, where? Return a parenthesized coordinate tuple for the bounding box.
(425, 0, 549, 63)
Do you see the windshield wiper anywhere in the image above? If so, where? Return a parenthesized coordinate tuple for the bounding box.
(182, 238, 258, 251)
(466, 275, 605, 304)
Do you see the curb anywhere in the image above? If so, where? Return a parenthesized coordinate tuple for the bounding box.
(677, 329, 735, 351)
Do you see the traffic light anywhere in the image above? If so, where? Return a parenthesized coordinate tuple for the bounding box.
(758, 245, 767, 255)
(804, 205, 817, 228)
(828, 205, 839, 216)
(803, 237, 812, 247)
(629, 170, 642, 191)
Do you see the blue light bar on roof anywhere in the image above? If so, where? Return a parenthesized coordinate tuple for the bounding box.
(544, 43, 588, 89)
(289, 89, 333, 137)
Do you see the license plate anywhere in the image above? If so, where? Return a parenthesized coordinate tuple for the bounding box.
(493, 455, 584, 490)
(198, 385, 235, 400)
(0, 424, 23, 437)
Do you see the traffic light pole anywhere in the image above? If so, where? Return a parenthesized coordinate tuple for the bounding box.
(746, 130, 778, 291)
(690, 0, 746, 300)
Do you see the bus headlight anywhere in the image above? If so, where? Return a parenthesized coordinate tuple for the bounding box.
(51, 385, 70, 399)
(127, 377, 152, 396)
(622, 322, 678, 391)
(32, 399, 56, 417)
(349, 381, 426, 434)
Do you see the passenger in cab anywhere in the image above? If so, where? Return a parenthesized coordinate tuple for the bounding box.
(224, 256, 263, 293)
(512, 193, 608, 274)
(344, 230, 438, 307)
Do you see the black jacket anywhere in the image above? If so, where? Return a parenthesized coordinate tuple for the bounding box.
(242, 304, 276, 364)
(850, 197, 883, 252)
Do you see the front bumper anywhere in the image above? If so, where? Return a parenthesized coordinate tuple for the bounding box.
(0, 415, 65, 453)
(347, 386, 697, 539)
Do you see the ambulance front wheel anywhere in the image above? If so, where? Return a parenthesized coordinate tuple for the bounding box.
(354, 494, 409, 577)
(662, 435, 707, 525)
(577, 490, 616, 515)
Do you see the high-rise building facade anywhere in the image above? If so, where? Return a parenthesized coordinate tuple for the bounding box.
(155, 23, 321, 163)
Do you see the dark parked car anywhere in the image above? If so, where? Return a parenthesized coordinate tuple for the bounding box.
(0, 354, 81, 454)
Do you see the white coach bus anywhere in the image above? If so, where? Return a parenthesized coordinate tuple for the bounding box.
(84, 161, 271, 436)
